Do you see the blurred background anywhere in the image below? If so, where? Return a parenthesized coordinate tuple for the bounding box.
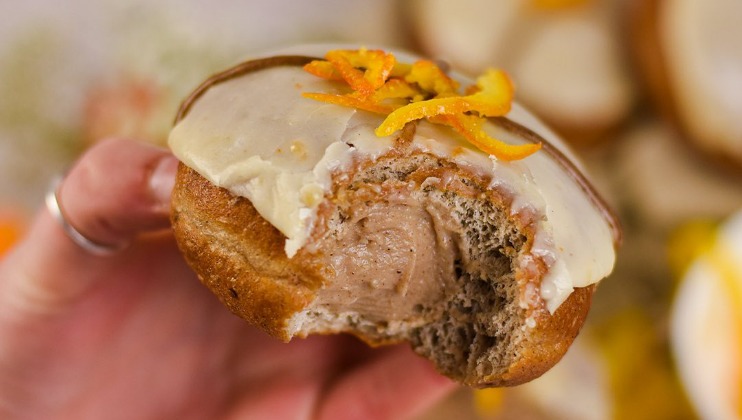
(1, 1, 740, 418)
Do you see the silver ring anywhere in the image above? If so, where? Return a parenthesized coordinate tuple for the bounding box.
(45, 176, 128, 256)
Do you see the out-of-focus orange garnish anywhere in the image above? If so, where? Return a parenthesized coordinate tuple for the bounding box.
(303, 48, 540, 161)
(531, 0, 591, 10)
(473, 388, 505, 417)
(0, 212, 25, 257)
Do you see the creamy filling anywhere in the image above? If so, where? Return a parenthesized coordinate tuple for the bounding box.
(307, 193, 462, 331)
(285, 163, 529, 381)
(168, 48, 617, 312)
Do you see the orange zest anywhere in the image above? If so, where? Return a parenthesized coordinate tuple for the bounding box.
(302, 48, 541, 161)
(302, 92, 394, 115)
(303, 60, 342, 81)
(467, 69, 516, 115)
(324, 49, 396, 97)
(434, 114, 542, 161)
(375, 97, 471, 136)
(372, 79, 421, 103)
(405, 60, 459, 96)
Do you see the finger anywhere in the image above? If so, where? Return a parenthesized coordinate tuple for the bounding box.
(58, 137, 178, 248)
(316, 346, 457, 420)
(0, 138, 179, 313)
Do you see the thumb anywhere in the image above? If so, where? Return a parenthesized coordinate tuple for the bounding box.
(0, 138, 179, 314)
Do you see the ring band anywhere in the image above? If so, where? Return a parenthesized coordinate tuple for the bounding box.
(45, 176, 129, 256)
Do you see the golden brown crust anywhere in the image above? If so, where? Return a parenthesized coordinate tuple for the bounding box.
(488, 285, 595, 387)
(171, 163, 323, 341)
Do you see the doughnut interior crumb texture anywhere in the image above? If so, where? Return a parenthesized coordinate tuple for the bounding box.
(171, 152, 595, 387)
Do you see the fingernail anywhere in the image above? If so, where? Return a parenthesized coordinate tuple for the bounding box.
(149, 155, 179, 209)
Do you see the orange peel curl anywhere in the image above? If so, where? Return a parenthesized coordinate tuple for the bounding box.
(303, 48, 541, 161)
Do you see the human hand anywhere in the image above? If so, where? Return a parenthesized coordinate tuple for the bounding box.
(0, 138, 455, 420)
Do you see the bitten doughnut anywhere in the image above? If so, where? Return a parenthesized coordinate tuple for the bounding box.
(168, 46, 620, 387)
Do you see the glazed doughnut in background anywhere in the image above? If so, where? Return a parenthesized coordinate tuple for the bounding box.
(628, 0, 742, 172)
(404, 0, 636, 146)
(670, 212, 742, 420)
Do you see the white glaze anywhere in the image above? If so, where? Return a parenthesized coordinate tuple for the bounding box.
(168, 46, 616, 312)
